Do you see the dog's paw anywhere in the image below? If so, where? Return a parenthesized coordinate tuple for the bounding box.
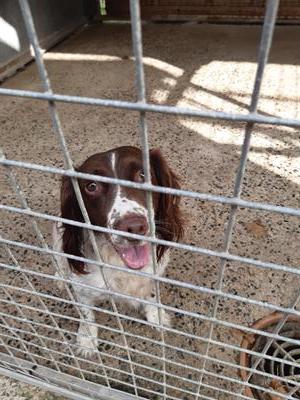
(76, 334, 98, 358)
(160, 309, 172, 327)
(145, 306, 172, 328)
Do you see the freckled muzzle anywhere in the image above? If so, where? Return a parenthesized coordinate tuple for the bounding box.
(115, 215, 149, 237)
(112, 214, 151, 269)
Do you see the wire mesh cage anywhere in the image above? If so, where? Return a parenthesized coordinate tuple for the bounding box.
(0, 0, 300, 399)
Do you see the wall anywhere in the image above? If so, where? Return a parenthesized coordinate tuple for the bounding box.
(105, 0, 300, 21)
(0, 0, 98, 81)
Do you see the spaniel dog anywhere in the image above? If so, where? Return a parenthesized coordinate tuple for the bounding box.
(53, 146, 183, 356)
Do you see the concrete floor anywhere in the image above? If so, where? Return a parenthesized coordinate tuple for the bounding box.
(0, 377, 64, 400)
(0, 22, 300, 399)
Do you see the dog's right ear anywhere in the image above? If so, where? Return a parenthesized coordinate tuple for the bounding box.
(61, 175, 87, 274)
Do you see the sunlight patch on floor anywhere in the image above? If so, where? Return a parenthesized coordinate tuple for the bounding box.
(177, 60, 300, 185)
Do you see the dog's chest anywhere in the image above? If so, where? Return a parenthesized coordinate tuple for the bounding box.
(77, 264, 154, 300)
(80, 236, 164, 299)
(109, 268, 154, 298)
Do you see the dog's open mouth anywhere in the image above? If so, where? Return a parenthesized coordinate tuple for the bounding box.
(115, 243, 150, 269)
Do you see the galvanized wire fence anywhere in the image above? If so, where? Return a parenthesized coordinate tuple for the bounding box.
(0, 0, 299, 399)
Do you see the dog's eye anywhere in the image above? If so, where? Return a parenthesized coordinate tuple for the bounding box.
(85, 182, 100, 193)
(136, 170, 145, 183)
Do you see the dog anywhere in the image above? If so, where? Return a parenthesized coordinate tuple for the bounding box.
(53, 146, 183, 356)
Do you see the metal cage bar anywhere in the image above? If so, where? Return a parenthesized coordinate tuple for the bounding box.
(2, 204, 300, 276)
(1, 159, 300, 218)
(129, 1, 167, 398)
(0, 296, 299, 393)
(1, 87, 300, 128)
(0, 153, 89, 382)
(1, 330, 297, 400)
(0, 317, 298, 392)
(15, 0, 141, 396)
(195, 1, 280, 398)
(1, 240, 300, 321)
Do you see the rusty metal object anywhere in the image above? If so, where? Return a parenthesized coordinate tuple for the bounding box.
(240, 312, 300, 399)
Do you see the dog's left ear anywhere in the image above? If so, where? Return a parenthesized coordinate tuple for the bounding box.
(150, 149, 184, 261)
(61, 174, 87, 274)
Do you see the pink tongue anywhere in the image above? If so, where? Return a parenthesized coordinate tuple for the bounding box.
(119, 244, 150, 269)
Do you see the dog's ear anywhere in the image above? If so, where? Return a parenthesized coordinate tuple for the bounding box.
(150, 149, 184, 261)
(61, 174, 87, 274)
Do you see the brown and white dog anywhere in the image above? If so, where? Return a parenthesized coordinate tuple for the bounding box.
(53, 146, 183, 356)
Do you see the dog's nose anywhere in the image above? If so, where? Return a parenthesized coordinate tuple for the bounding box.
(115, 215, 148, 237)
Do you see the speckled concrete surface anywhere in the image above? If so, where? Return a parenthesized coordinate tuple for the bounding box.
(0, 377, 65, 400)
(0, 23, 300, 399)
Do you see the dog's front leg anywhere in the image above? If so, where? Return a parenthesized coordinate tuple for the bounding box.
(76, 296, 98, 358)
(144, 291, 171, 328)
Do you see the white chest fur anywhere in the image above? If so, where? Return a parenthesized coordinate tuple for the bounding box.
(53, 223, 171, 356)
(53, 223, 169, 305)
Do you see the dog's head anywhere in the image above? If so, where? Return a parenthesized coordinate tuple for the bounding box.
(61, 146, 183, 273)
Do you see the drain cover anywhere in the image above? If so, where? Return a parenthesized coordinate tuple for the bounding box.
(248, 317, 300, 399)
